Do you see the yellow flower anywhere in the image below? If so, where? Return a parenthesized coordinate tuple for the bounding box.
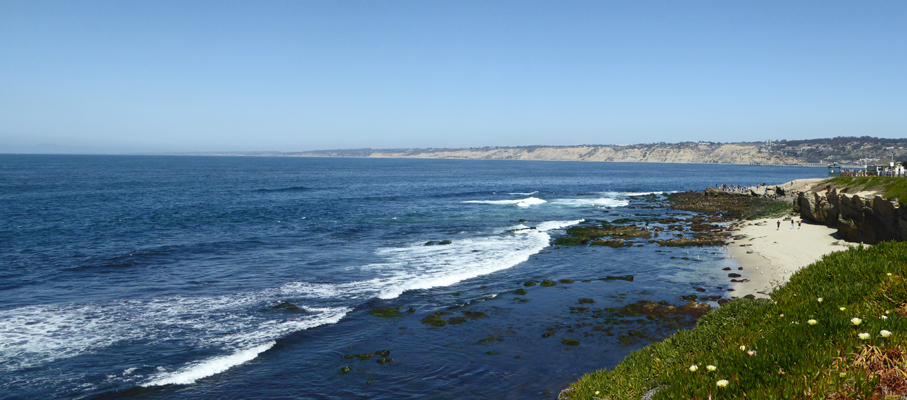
(779, 314, 784, 318)
(858, 333, 870, 340)
(839, 307, 846, 311)
(689, 365, 698, 372)
(595, 391, 600, 395)
(851, 318, 862, 326)
(887, 273, 892, 276)
(716, 379, 729, 388)
(807, 319, 818, 325)
(880, 330, 892, 338)
(839, 372, 847, 378)
(706, 365, 717, 372)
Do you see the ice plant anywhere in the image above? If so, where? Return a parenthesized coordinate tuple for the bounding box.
(747, 350, 756, 356)
(839, 307, 846, 311)
(880, 330, 892, 338)
(706, 365, 717, 372)
(851, 318, 862, 326)
(858, 333, 870, 340)
(716, 379, 728, 388)
(881, 315, 889, 320)
(817, 297, 823, 303)
(689, 365, 698, 372)
(739, 345, 746, 351)
(839, 372, 847, 378)
(807, 319, 817, 325)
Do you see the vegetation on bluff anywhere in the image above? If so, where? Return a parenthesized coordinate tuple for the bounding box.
(563, 242, 907, 399)
(828, 176, 907, 206)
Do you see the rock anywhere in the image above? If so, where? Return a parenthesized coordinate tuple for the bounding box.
(462, 311, 487, 319)
(559, 279, 574, 284)
(421, 311, 451, 326)
(339, 366, 351, 374)
(540, 280, 557, 287)
(447, 317, 467, 325)
(523, 281, 537, 287)
(375, 350, 390, 357)
(515, 288, 527, 295)
(272, 301, 300, 311)
(376, 357, 394, 364)
(561, 339, 580, 346)
(578, 298, 595, 304)
(370, 306, 402, 318)
(600, 275, 634, 282)
(796, 188, 907, 244)
(728, 273, 741, 278)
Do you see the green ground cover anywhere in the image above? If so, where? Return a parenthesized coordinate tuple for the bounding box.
(828, 176, 907, 206)
(565, 241, 907, 399)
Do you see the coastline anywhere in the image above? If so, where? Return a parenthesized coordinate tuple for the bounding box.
(726, 217, 853, 298)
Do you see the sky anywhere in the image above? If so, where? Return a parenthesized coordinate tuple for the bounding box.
(1, 1, 906, 153)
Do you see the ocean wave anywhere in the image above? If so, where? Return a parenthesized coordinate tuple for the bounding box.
(551, 198, 630, 208)
(508, 191, 538, 195)
(625, 191, 677, 196)
(143, 341, 276, 386)
(463, 197, 546, 208)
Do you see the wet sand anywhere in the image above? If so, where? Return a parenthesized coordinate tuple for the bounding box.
(727, 218, 857, 298)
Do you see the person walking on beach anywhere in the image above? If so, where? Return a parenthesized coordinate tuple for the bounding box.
(777, 220, 780, 230)
(798, 220, 802, 229)
(791, 220, 795, 229)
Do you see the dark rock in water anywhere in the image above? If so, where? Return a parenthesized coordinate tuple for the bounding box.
(738, 267, 743, 270)
(343, 353, 377, 361)
(452, 292, 460, 296)
(708, 295, 722, 300)
(339, 366, 351, 374)
(540, 280, 557, 287)
(600, 275, 634, 282)
(561, 339, 580, 346)
(559, 279, 574, 284)
(375, 350, 390, 357)
(462, 311, 487, 319)
(681, 295, 697, 301)
(407, 307, 415, 313)
(370, 306, 402, 318)
(485, 351, 500, 355)
(376, 357, 395, 364)
(523, 281, 537, 287)
(424, 241, 435, 246)
(722, 267, 732, 271)
(447, 317, 467, 325)
(272, 301, 300, 311)
(554, 237, 586, 246)
(514, 288, 527, 295)
(743, 294, 756, 300)
(728, 273, 741, 278)
(696, 287, 706, 292)
(616, 300, 711, 319)
(421, 311, 452, 326)
(438, 240, 452, 245)
(569, 307, 588, 312)
(541, 332, 554, 338)
(578, 298, 595, 304)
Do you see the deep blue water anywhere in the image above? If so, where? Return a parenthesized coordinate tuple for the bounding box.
(0, 155, 825, 399)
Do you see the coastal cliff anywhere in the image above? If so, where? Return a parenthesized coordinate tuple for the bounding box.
(795, 184, 907, 244)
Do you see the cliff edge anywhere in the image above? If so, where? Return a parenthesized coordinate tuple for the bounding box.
(795, 182, 907, 244)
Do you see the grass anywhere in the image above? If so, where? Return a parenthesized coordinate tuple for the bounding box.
(565, 241, 907, 399)
(828, 176, 907, 206)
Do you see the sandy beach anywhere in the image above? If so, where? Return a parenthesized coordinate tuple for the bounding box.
(727, 218, 856, 297)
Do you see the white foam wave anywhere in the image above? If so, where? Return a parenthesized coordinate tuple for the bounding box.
(626, 191, 677, 196)
(508, 191, 538, 195)
(143, 341, 276, 387)
(0, 293, 349, 374)
(551, 198, 630, 208)
(369, 219, 583, 299)
(463, 197, 546, 208)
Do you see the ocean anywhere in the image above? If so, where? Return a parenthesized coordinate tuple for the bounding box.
(0, 155, 826, 399)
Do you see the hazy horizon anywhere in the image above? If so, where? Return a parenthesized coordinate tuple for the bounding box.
(3, 1, 906, 154)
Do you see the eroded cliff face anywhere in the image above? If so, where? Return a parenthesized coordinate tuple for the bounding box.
(795, 189, 907, 244)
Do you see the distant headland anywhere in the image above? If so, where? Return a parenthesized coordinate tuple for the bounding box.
(198, 136, 907, 167)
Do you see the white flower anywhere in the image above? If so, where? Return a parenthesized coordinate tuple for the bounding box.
(689, 365, 698, 372)
(779, 314, 784, 318)
(706, 365, 717, 372)
(858, 333, 870, 340)
(881, 315, 888, 320)
(747, 350, 757, 356)
(887, 273, 892, 276)
(817, 297, 823, 303)
(716, 379, 729, 388)
(595, 391, 600, 395)
(808, 319, 818, 325)
(880, 330, 892, 338)
(739, 345, 746, 351)
(851, 318, 862, 326)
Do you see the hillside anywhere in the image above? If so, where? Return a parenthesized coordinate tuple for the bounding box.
(287, 137, 907, 166)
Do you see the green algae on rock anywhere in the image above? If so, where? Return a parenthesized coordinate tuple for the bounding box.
(272, 301, 300, 311)
(514, 288, 527, 295)
(561, 339, 580, 346)
(540, 280, 557, 287)
(370, 306, 402, 318)
(421, 311, 452, 326)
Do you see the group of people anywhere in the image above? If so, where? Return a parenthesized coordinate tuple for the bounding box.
(777, 219, 802, 230)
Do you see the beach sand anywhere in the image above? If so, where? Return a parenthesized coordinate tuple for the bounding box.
(727, 218, 857, 298)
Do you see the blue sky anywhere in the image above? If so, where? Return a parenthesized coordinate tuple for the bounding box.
(1, 1, 905, 153)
